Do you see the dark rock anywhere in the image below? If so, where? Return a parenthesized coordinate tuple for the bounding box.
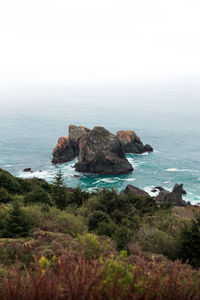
(73, 175, 80, 178)
(23, 168, 32, 172)
(52, 137, 79, 164)
(122, 184, 149, 197)
(155, 186, 165, 191)
(116, 130, 153, 154)
(69, 124, 90, 141)
(144, 144, 154, 152)
(151, 188, 158, 193)
(75, 127, 133, 174)
(155, 184, 187, 207)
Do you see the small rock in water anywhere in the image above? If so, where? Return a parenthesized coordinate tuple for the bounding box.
(151, 188, 158, 193)
(73, 175, 80, 178)
(23, 168, 32, 172)
(155, 186, 164, 191)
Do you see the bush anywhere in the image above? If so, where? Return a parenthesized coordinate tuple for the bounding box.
(75, 233, 113, 259)
(88, 211, 110, 231)
(0, 169, 21, 194)
(24, 188, 51, 206)
(137, 226, 180, 260)
(1, 201, 32, 238)
(23, 205, 86, 236)
(180, 214, 200, 268)
(0, 188, 12, 203)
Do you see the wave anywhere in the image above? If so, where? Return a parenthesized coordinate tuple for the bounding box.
(18, 170, 55, 180)
(166, 168, 191, 172)
(143, 186, 160, 197)
(120, 178, 136, 182)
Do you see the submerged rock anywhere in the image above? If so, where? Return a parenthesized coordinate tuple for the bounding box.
(23, 168, 32, 172)
(75, 127, 133, 174)
(155, 184, 187, 207)
(122, 184, 149, 197)
(116, 130, 153, 154)
(52, 137, 79, 164)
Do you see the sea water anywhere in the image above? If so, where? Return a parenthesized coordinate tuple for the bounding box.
(0, 85, 200, 204)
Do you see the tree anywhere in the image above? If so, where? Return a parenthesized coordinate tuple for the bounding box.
(180, 214, 200, 268)
(52, 170, 68, 210)
(24, 188, 51, 205)
(2, 201, 32, 238)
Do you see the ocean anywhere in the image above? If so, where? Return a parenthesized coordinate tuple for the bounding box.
(0, 84, 200, 204)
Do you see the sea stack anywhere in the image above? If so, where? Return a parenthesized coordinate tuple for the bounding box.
(52, 125, 89, 164)
(75, 127, 133, 174)
(116, 130, 153, 154)
(52, 137, 79, 164)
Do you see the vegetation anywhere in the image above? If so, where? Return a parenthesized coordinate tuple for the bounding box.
(0, 167, 200, 298)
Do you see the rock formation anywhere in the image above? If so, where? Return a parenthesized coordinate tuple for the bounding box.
(116, 130, 153, 154)
(52, 125, 89, 164)
(52, 125, 153, 173)
(75, 127, 133, 174)
(69, 125, 90, 141)
(52, 137, 79, 164)
(155, 184, 187, 207)
(121, 184, 149, 197)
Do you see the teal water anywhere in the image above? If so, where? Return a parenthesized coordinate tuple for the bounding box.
(0, 86, 200, 203)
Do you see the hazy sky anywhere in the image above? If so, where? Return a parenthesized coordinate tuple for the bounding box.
(0, 0, 200, 87)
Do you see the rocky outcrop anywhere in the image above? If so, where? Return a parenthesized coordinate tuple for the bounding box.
(116, 130, 153, 154)
(121, 185, 149, 197)
(155, 184, 187, 207)
(52, 125, 153, 169)
(52, 125, 89, 164)
(75, 127, 133, 174)
(69, 125, 90, 141)
(52, 137, 79, 164)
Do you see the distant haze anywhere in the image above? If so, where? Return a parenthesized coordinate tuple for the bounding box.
(0, 0, 200, 89)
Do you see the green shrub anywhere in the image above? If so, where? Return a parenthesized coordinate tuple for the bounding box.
(180, 214, 200, 268)
(0, 187, 12, 203)
(88, 211, 110, 231)
(0, 169, 21, 194)
(1, 201, 32, 238)
(75, 233, 113, 259)
(24, 189, 51, 206)
(23, 205, 86, 237)
(137, 226, 181, 260)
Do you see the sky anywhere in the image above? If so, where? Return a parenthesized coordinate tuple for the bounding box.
(0, 0, 200, 88)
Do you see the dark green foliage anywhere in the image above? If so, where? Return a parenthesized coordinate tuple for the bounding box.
(0, 187, 12, 203)
(96, 221, 116, 237)
(24, 188, 51, 206)
(68, 187, 90, 207)
(112, 225, 132, 250)
(1, 201, 32, 238)
(52, 170, 68, 210)
(88, 210, 110, 231)
(0, 169, 21, 194)
(127, 194, 157, 216)
(180, 214, 200, 268)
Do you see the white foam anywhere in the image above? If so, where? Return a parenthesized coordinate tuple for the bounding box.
(19, 170, 55, 180)
(144, 186, 160, 197)
(121, 178, 136, 182)
(153, 149, 159, 154)
(166, 168, 190, 172)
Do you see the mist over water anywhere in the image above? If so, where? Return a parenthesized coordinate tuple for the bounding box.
(0, 84, 200, 204)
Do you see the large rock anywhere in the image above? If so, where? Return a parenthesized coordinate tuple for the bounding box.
(122, 185, 149, 197)
(155, 184, 187, 207)
(52, 137, 79, 164)
(75, 127, 133, 174)
(69, 125, 90, 141)
(116, 130, 153, 154)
